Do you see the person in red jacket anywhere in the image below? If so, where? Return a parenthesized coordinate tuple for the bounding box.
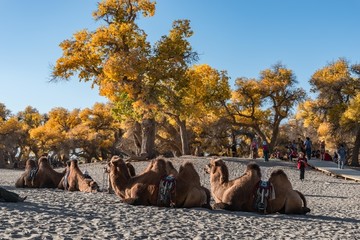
(297, 152, 307, 181)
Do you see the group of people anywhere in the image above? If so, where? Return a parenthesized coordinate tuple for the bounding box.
(251, 136, 348, 182)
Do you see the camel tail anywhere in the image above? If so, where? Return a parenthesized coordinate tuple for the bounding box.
(295, 190, 311, 214)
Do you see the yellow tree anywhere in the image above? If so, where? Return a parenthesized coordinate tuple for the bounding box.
(309, 59, 360, 166)
(16, 106, 45, 160)
(52, 0, 198, 159)
(226, 63, 306, 151)
(69, 102, 122, 162)
(30, 107, 81, 162)
(157, 63, 230, 155)
(0, 116, 25, 167)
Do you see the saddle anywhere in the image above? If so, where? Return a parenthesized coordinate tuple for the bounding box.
(158, 175, 176, 207)
(27, 167, 38, 181)
(254, 180, 275, 213)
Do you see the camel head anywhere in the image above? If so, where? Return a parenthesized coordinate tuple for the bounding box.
(150, 158, 167, 173)
(204, 159, 229, 183)
(70, 159, 79, 170)
(109, 155, 132, 179)
(88, 179, 100, 192)
(25, 159, 37, 170)
(165, 160, 178, 176)
(204, 159, 225, 174)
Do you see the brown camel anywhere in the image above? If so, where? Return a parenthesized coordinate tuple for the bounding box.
(266, 169, 310, 214)
(31, 157, 66, 188)
(104, 161, 136, 193)
(15, 157, 65, 188)
(58, 160, 71, 190)
(61, 159, 99, 193)
(205, 159, 262, 211)
(15, 159, 38, 188)
(108, 156, 167, 205)
(160, 160, 211, 209)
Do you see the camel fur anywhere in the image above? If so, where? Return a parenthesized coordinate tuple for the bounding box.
(15, 159, 37, 188)
(61, 159, 99, 193)
(15, 157, 65, 188)
(267, 169, 310, 214)
(163, 160, 211, 209)
(205, 159, 261, 211)
(108, 156, 167, 206)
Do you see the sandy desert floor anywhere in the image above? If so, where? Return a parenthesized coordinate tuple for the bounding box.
(1, 156, 359, 239)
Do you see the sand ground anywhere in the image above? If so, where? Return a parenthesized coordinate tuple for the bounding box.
(1, 156, 359, 239)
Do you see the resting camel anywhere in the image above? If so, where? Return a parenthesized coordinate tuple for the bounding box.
(108, 156, 168, 205)
(31, 157, 66, 188)
(15, 157, 65, 188)
(0, 187, 27, 202)
(160, 160, 211, 209)
(15, 159, 38, 188)
(205, 159, 261, 211)
(266, 169, 310, 214)
(60, 159, 99, 193)
(105, 161, 136, 193)
(58, 161, 71, 190)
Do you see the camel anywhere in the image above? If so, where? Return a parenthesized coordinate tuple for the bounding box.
(104, 160, 136, 193)
(15, 159, 38, 188)
(58, 161, 71, 190)
(205, 159, 262, 211)
(29, 157, 66, 188)
(15, 157, 65, 188)
(0, 187, 27, 202)
(266, 169, 310, 214)
(160, 160, 211, 209)
(60, 159, 99, 193)
(108, 156, 168, 205)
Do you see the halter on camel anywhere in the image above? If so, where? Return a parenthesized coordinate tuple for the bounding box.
(254, 180, 275, 214)
(158, 175, 176, 207)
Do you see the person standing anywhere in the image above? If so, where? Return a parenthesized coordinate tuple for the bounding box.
(337, 144, 346, 169)
(297, 137, 304, 154)
(251, 137, 258, 159)
(262, 140, 269, 162)
(320, 140, 326, 160)
(297, 152, 307, 181)
(304, 137, 312, 161)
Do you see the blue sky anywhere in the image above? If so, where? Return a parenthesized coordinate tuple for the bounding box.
(1, 0, 359, 114)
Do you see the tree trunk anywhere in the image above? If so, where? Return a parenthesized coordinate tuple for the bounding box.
(350, 127, 360, 166)
(140, 118, 156, 159)
(133, 121, 142, 155)
(231, 131, 237, 157)
(178, 119, 190, 155)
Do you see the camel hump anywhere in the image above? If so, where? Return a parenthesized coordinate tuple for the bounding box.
(179, 162, 195, 173)
(270, 169, 286, 178)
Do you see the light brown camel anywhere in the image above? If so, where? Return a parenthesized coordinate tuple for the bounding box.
(160, 160, 211, 209)
(205, 159, 262, 211)
(15, 159, 38, 188)
(57, 160, 71, 190)
(32, 157, 66, 188)
(62, 159, 99, 193)
(108, 156, 167, 205)
(266, 169, 310, 214)
(105, 161, 136, 193)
